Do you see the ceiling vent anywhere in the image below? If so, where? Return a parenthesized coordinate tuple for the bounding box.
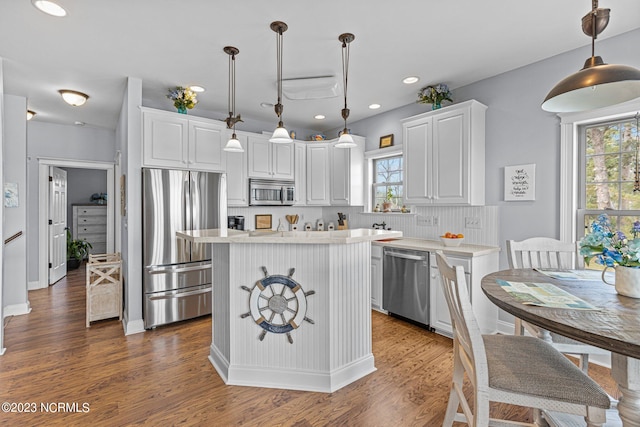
(282, 76, 340, 100)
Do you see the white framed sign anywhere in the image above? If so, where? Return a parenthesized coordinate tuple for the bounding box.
(504, 164, 535, 201)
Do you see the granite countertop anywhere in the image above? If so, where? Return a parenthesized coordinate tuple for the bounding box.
(372, 237, 500, 256)
(177, 228, 403, 244)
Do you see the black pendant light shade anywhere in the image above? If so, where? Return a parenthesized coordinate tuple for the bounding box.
(542, 0, 640, 112)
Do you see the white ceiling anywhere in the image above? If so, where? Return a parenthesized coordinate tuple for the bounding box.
(2, 0, 639, 132)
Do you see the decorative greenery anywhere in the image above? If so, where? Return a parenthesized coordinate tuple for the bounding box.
(417, 83, 452, 105)
(67, 228, 92, 261)
(385, 187, 394, 201)
(166, 86, 198, 110)
(579, 214, 640, 267)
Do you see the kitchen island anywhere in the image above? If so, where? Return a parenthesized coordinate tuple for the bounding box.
(177, 228, 402, 392)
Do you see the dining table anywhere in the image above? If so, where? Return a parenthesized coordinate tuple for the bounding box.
(481, 268, 640, 427)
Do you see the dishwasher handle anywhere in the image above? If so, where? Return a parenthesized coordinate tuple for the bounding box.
(384, 250, 427, 261)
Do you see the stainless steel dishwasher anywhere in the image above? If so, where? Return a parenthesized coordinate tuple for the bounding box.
(382, 247, 430, 327)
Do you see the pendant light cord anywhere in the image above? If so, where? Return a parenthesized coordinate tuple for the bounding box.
(342, 38, 349, 112)
(228, 52, 236, 130)
(276, 27, 284, 122)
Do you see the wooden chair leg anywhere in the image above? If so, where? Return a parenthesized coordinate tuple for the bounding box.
(514, 317, 524, 336)
(579, 353, 589, 374)
(443, 351, 464, 427)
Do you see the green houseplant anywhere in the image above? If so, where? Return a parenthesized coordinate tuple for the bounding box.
(383, 187, 394, 212)
(66, 228, 92, 269)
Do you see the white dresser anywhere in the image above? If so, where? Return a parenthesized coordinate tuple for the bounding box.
(72, 204, 107, 255)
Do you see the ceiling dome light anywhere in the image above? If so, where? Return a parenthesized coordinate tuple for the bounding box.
(335, 32, 357, 149)
(369, 103, 381, 109)
(189, 85, 205, 93)
(269, 21, 292, 144)
(542, 0, 640, 112)
(223, 46, 245, 153)
(314, 114, 325, 120)
(59, 90, 89, 106)
(27, 110, 36, 120)
(403, 76, 420, 85)
(32, 0, 67, 17)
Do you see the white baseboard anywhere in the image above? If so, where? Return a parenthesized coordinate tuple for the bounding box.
(0, 347, 6, 356)
(122, 313, 145, 335)
(496, 319, 515, 335)
(28, 280, 46, 291)
(4, 302, 31, 317)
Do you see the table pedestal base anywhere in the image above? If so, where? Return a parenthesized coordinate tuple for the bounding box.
(612, 354, 640, 427)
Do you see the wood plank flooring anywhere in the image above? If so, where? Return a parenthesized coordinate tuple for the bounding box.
(0, 266, 619, 426)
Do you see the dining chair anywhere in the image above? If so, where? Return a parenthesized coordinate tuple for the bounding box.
(435, 251, 610, 427)
(506, 237, 609, 373)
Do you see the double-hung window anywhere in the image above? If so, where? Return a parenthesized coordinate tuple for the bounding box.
(372, 155, 403, 209)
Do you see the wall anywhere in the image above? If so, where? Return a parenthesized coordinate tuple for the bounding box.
(64, 168, 107, 228)
(25, 121, 116, 282)
(3, 94, 28, 314)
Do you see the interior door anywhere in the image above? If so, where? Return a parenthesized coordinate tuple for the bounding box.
(49, 166, 67, 284)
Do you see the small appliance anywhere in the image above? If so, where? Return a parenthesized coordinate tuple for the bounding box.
(249, 178, 295, 206)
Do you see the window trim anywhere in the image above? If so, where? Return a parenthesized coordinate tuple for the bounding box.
(364, 145, 403, 211)
(559, 100, 640, 243)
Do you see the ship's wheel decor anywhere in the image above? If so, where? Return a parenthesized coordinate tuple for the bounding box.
(241, 266, 315, 344)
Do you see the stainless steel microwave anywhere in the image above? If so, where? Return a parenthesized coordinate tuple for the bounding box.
(249, 179, 295, 206)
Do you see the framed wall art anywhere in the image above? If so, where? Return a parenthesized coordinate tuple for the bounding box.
(255, 214, 273, 230)
(504, 163, 535, 201)
(379, 134, 394, 149)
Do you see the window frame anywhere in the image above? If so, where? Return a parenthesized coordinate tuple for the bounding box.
(372, 155, 404, 209)
(364, 145, 404, 212)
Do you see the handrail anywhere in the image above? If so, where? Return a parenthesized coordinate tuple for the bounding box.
(4, 231, 23, 245)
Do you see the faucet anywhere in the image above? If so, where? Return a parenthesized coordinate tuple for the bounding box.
(372, 222, 387, 230)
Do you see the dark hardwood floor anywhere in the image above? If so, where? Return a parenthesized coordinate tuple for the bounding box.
(0, 265, 619, 426)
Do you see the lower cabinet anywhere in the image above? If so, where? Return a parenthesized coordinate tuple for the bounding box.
(371, 245, 384, 311)
(428, 251, 498, 336)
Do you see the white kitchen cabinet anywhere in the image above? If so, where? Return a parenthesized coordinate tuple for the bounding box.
(225, 131, 248, 206)
(247, 134, 294, 180)
(429, 251, 498, 336)
(73, 204, 107, 256)
(294, 142, 307, 205)
(402, 100, 486, 205)
(371, 245, 384, 311)
(142, 107, 226, 172)
(306, 143, 331, 205)
(330, 136, 365, 206)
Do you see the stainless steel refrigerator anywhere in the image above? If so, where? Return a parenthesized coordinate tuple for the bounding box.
(142, 168, 227, 329)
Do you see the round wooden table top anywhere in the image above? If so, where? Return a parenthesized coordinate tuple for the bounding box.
(481, 269, 640, 360)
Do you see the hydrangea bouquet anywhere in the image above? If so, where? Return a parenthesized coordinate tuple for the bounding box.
(166, 86, 198, 112)
(579, 214, 640, 267)
(417, 83, 453, 107)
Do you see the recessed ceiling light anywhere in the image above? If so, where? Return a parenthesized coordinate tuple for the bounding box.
(369, 104, 381, 110)
(260, 102, 274, 108)
(189, 85, 205, 93)
(403, 76, 420, 85)
(27, 110, 36, 120)
(314, 114, 325, 120)
(32, 0, 67, 17)
(74, 121, 85, 126)
(59, 90, 89, 106)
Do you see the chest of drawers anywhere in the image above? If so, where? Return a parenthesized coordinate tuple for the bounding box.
(72, 204, 107, 255)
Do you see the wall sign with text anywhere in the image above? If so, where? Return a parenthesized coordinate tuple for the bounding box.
(504, 164, 535, 201)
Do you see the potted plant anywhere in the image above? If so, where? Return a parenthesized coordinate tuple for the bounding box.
(383, 188, 394, 212)
(66, 228, 92, 269)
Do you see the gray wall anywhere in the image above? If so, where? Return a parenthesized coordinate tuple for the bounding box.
(64, 168, 108, 228)
(26, 121, 116, 282)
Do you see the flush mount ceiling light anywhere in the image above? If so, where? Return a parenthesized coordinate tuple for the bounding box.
(27, 110, 36, 120)
(32, 0, 67, 17)
(282, 76, 339, 100)
(542, 0, 640, 112)
(223, 46, 244, 153)
(189, 85, 205, 93)
(269, 21, 292, 144)
(314, 114, 325, 120)
(403, 76, 420, 85)
(59, 89, 88, 106)
(335, 32, 356, 149)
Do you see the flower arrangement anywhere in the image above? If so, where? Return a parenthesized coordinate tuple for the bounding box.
(579, 214, 640, 267)
(417, 83, 453, 107)
(166, 86, 198, 112)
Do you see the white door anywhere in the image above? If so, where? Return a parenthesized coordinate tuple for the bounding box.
(49, 167, 67, 284)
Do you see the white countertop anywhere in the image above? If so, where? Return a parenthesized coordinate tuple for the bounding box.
(177, 228, 403, 244)
(372, 237, 500, 256)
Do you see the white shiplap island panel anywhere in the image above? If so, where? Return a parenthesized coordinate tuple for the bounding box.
(178, 228, 401, 392)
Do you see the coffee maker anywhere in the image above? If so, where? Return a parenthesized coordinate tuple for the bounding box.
(227, 215, 245, 230)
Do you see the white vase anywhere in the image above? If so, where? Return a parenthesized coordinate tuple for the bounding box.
(602, 265, 640, 298)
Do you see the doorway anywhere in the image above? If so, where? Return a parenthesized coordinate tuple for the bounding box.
(36, 158, 118, 289)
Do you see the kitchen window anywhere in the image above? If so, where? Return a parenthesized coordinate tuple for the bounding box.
(578, 115, 640, 237)
(372, 155, 403, 209)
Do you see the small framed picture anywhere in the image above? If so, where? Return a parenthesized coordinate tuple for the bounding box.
(379, 134, 394, 148)
(255, 214, 273, 230)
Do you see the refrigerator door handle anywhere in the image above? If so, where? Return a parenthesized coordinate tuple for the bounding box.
(149, 287, 211, 300)
(146, 263, 212, 274)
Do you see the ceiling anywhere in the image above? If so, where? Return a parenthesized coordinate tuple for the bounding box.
(2, 0, 640, 133)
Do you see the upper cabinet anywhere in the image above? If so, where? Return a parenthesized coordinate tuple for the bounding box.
(247, 134, 294, 180)
(402, 100, 486, 206)
(142, 108, 226, 172)
(330, 136, 365, 206)
(225, 130, 248, 207)
(305, 143, 331, 205)
(294, 142, 307, 205)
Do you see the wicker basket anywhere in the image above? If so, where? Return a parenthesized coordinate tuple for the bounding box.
(86, 253, 122, 327)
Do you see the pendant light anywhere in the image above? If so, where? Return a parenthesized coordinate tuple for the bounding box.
(269, 21, 292, 144)
(542, 0, 640, 113)
(335, 32, 356, 148)
(223, 46, 244, 152)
